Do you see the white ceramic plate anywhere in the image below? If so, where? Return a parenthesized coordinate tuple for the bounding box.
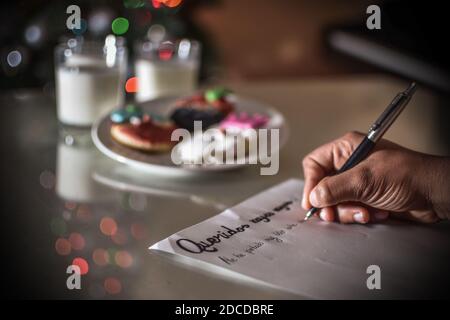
(92, 95, 288, 175)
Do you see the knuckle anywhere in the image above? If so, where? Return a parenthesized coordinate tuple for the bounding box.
(352, 166, 374, 200)
(341, 131, 365, 148)
(334, 139, 354, 160)
(343, 131, 363, 141)
(301, 156, 310, 168)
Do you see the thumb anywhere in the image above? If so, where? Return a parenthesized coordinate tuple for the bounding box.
(309, 168, 369, 208)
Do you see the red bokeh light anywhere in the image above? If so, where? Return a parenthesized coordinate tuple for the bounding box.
(115, 250, 133, 268)
(158, 0, 183, 8)
(104, 277, 122, 295)
(55, 238, 71, 256)
(151, 0, 161, 9)
(159, 46, 173, 61)
(92, 248, 109, 266)
(76, 205, 92, 223)
(125, 77, 138, 93)
(72, 257, 89, 275)
(69, 232, 85, 251)
(111, 228, 128, 245)
(100, 217, 118, 236)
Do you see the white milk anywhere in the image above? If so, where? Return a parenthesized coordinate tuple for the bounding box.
(135, 59, 198, 102)
(56, 56, 124, 126)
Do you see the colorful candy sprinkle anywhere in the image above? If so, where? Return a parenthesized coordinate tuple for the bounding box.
(204, 87, 232, 103)
(110, 110, 128, 123)
(220, 112, 270, 130)
(110, 105, 143, 123)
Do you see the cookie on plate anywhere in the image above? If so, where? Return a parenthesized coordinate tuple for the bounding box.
(111, 118, 177, 152)
(170, 88, 235, 130)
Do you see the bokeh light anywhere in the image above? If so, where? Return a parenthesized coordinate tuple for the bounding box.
(115, 250, 133, 268)
(69, 232, 85, 251)
(76, 205, 92, 223)
(100, 217, 118, 236)
(72, 19, 88, 36)
(111, 17, 129, 35)
(111, 228, 128, 245)
(104, 277, 122, 295)
(6, 50, 22, 68)
(161, 0, 183, 8)
(129, 193, 147, 211)
(65, 201, 77, 211)
(55, 238, 71, 256)
(88, 8, 113, 36)
(159, 41, 174, 61)
(67, 38, 77, 48)
(152, 0, 162, 9)
(153, 0, 183, 8)
(39, 170, 55, 189)
(178, 39, 191, 59)
(72, 257, 89, 275)
(62, 210, 71, 221)
(147, 24, 165, 43)
(125, 77, 138, 93)
(131, 223, 148, 240)
(64, 134, 75, 145)
(92, 248, 109, 266)
(24, 25, 43, 45)
(50, 217, 67, 236)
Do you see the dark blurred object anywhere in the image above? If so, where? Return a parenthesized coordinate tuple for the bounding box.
(191, 0, 377, 80)
(328, 0, 450, 94)
(0, 0, 214, 90)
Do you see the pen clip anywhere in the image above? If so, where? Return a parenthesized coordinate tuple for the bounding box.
(367, 82, 416, 142)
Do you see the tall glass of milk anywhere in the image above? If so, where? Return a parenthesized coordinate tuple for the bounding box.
(135, 39, 200, 102)
(55, 36, 127, 126)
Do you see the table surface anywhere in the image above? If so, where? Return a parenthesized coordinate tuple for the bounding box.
(2, 75, 449, 299)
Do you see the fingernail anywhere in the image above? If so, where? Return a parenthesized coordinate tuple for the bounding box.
(375, 211, 389, 220)
(301, 197, 307, 210)
(320, 211, 328, 221)
(354, 212, 366, 223)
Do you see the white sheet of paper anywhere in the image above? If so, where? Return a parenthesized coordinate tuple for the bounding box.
(150, 179, 450, 299)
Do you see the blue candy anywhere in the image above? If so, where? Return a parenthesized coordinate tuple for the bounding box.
(110, 105, 144, 123)
(110, 109, 129, 123)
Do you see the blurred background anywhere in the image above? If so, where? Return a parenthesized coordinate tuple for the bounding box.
(1, 0, 449, 147)
(1, 0, 450, 299)
(0, 0, 448, 84)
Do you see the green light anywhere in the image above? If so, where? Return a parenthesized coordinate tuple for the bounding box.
(112, 17, 129, 35)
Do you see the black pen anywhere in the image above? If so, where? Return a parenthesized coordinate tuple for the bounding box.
(303, 82, 417, 221)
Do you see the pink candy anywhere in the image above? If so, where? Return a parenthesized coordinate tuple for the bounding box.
(220, 112, 269, 130)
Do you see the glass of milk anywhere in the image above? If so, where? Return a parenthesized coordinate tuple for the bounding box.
(135, 39, 200, 102)
(55, 36, 127, 126)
